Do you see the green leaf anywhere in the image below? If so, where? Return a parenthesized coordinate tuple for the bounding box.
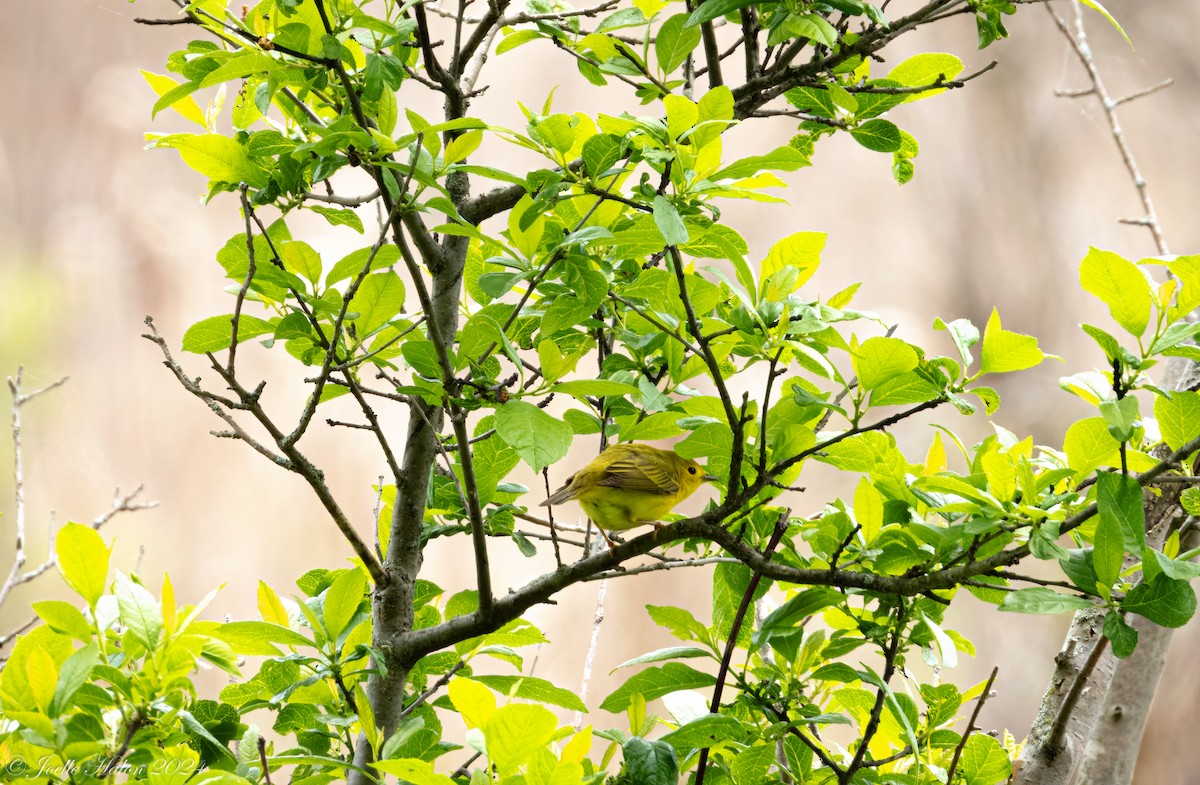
(1103, 610, 1138, 659)
(676, 422, 733, 461)
(1183, 487, 1200, 516)
(582, 133, 626, 178)
(1099, 396, 1138, 442)
(471, 675, 586, 712)
(850, 119, 902, 152)
(694, 85, 734, 148)
(278, 240, 322, 285)
(216, 621, 315, 650)
(199, 51, 285, 89)
(934, 316, 979, 368)
(1063, 417, 1121, 476)
(655, 14, 701, 74)
(115, 572, 163, 649)
(600, 663, 716, 712)
(1080, 323, 1124, 363)
(622, 737, 679, 785)
(308, 205, 365, 234)
(49, 643, 99, 718)
(921, 612, 958, 669)
(32, 600, 93, 642)
(495, 401, 572, 472)
(372, 760, 457, 785)
(785, 13, 838, 47)
(552, 379, 640, 399)
(1000, 587, 1094, 615)
(182, 315, 274, 354)
(685, 0, 759, 27)
(853, 336, 919, 389)
(327, 245, 402, 286)
(659, 714, 746, 751)
(759, 231, 825, 297)
(1154, 391, 1200, 452)
(1092, 492, 1124, 592)
(496, 29, 543, 55)
(611, 646, 713, 671)
(1096, 471, 1145, 551)
(756, 587, 843, 640)
(818, 431, 896, 475)
(444, 129, 483, 165)
(485, 703, 558, 774)
(958, 733, 1012, 785)
(322, 568, 367, 640)
(731, 744, 776, 785)
(646, 604, 713, 647)
(156, 134, 268, 188)
(402, 341, 443, 379)
(622, 411, 686, 442)
(664, 94, 699, 141)
(1079, 247, 1152, 337)
(979, 308, 1049, 374)
(56, 522, 110, 607)
(652, 196, 689, 247)
(1122, 575, 1197, 628)
(711, 146, 810, 181)
(350, 271, 406, 335)
(712, 563, 764, 648)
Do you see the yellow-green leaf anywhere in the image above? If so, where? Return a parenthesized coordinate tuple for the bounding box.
(1063, 417, 1121, 477)
(853, 336, 919, 390)
(1079, 247, 1152, 337)
(449, 677, 497, 729)
(372, 760, 456, 785)
(1077, 0, 1131, 47)
(155, 134, 268, 188)
(56, 523, 110, 607)
(141, 71, 206, 127)
(1154, 391, 1200, 452)
(979, 308, 1049, 375)
(760, 231, 825, 297)
(887, 53, 964, 102)
(484, 703, 558, 775)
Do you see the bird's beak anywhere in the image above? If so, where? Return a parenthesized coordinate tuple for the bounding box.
(702, 474, 720, 482)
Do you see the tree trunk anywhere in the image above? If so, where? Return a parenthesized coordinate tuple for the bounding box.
(1016, 356, 1196, 785)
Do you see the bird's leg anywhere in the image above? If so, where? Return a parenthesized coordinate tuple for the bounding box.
(601, 529, 621, 550)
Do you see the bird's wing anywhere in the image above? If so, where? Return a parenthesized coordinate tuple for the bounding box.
(595, 455, 678, 495)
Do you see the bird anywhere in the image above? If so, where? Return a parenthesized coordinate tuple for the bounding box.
(541, 443, 718, 547)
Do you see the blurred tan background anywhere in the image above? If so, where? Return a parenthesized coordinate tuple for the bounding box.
(2, 0, 1199, 781)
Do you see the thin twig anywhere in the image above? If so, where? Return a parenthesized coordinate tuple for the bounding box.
(945, 666, 1000, 782)
(574, 579, 607, 730)
(841, 599, 907, 783)
(584, 556, 742, 581)
(1048, 3, 1169, 254)
(258, 736, 272, 785)
(695, 510, 790, 785)
(399, 660, 466, 718)
(1043, 637, 1108, 757)
(302, 189, 381, 207)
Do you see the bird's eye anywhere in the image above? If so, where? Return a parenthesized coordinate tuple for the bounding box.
(688, 466, 697, 474)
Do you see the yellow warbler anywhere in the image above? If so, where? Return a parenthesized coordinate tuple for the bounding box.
(541, 443, 717, 544)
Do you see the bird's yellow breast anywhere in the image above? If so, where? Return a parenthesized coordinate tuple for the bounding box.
(576, 486, 682, 531)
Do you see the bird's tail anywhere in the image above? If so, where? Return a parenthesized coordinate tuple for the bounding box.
(541, 478, 576, 506)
